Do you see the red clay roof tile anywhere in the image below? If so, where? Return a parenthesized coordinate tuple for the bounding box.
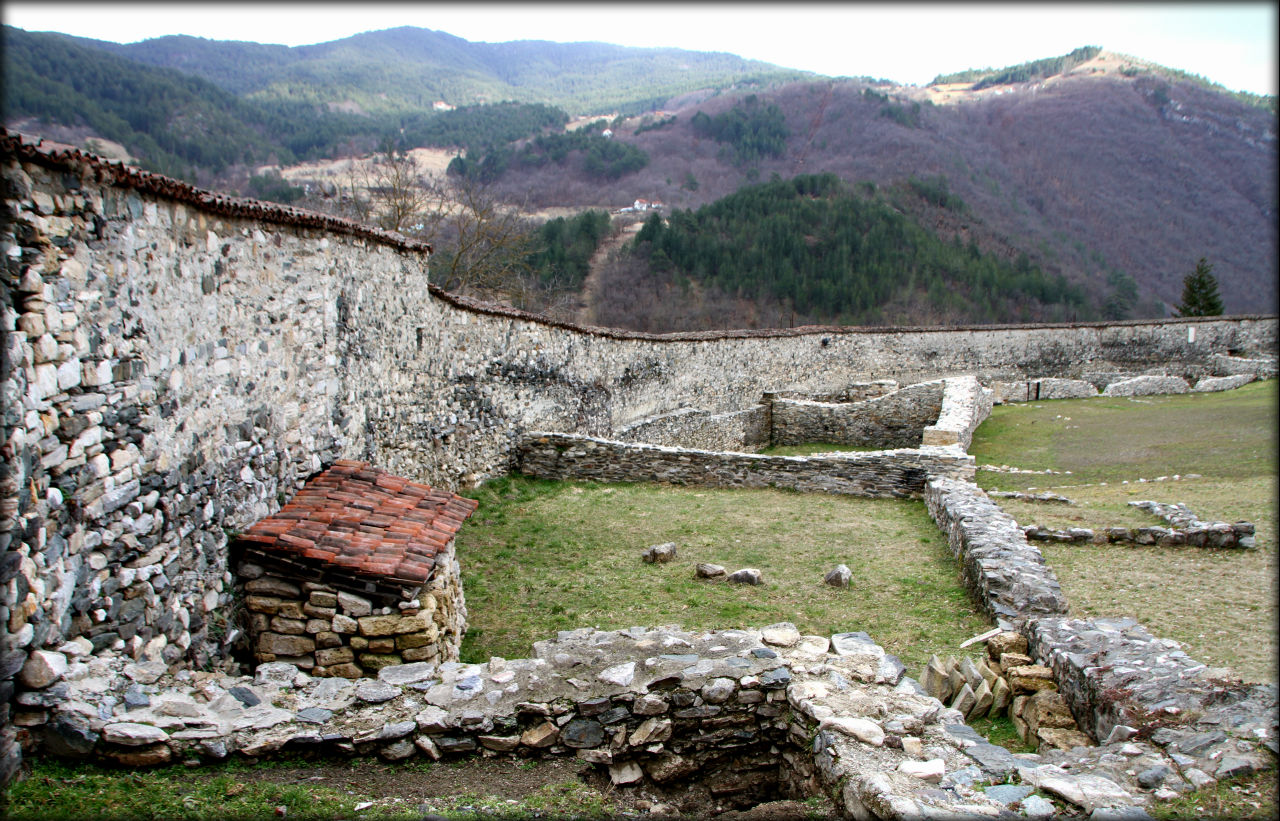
(239, 461, 477, 589)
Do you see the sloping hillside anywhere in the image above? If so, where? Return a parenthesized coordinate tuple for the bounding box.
(479, 55, 1276, 317)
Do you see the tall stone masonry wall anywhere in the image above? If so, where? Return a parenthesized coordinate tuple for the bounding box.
(770, 380, 945, 448)
(0, 141, 442, 782)
(1, 133, 1277, 787)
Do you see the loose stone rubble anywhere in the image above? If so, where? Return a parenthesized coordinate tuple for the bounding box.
(642, 543, 678, 564)
(823, 565, 852, 589)
(1023, 501, 1256, 549)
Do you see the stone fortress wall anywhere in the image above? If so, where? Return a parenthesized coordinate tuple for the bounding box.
(2, 132, 1277, 811)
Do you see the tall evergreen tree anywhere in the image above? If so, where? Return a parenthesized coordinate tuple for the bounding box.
(1175, 258, 1224, 316)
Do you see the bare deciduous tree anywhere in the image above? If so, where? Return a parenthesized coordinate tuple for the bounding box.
(423, 176, 536, 297)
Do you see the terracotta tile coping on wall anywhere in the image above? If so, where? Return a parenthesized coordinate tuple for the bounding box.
(237, 460, 478, 588)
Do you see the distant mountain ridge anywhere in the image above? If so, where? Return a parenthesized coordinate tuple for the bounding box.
(3, 28, 1275, 323)
(83, 26, 812, 116)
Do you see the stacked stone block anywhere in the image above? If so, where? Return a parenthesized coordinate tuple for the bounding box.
(238, 550, 465, 677)
(919, 632, 1093, 753)
(921, 376, 995, 449)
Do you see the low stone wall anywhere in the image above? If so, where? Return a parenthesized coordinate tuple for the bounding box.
(1026, 617, 1277, 783)
(1193, 374, 1256, 392)
(1211, 353, 1276, 379)
(923, 478, 1069, 627)
(615, 406, 769, 452)
(1023, 522, 1256, 549)
(22, 622, 1195, 817)
(770, 380, 944, 449)
(921, 376, 994, 450)
(1102, 375, 1191, 397)
(925, 478, 1277, 796)
(517, 434, 974, 499)
(993, 377, 1099, 403)
(237, 545, 466, 677)
(772, 380, 899, 403)
(1023, 500, 1257, 548)
(994, 371, 1264, 403)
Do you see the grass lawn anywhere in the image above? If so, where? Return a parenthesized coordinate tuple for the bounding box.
(455, 477, 991, 672)
(3, 756, 623, 821)
(970, 380, 1277, 684)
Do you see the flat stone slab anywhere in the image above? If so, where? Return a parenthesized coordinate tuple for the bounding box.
(101, 722, 169, 746)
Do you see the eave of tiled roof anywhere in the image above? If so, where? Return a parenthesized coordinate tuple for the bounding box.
(237, 460, 477, 589)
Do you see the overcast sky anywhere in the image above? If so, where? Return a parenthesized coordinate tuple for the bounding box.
(4, 2, 1276, 96)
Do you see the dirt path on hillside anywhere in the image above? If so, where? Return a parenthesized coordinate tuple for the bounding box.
(574, 218, 644, 326)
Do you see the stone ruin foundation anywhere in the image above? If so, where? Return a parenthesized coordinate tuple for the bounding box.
(3, 130, 1277, 815)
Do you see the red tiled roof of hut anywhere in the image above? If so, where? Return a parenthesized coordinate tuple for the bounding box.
(237, 460, 477, 587)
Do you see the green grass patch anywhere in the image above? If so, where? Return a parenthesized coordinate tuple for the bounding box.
(969, 381, 1277, 684)
(967, 715, 1036, 754)
(456, 476, 991, 670)
(3, 759, 362, 821)
(3, 757, 620, 821)
(970, 380, 1276, 486)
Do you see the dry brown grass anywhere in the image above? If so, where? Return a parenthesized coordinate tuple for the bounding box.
(971, 382, 1277, 684)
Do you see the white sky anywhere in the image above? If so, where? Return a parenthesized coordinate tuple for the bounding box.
(4, 2, 1277, 96)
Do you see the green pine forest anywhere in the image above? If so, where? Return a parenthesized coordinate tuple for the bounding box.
(628, 174, 1090, 324)
(3, 27, 582, 181)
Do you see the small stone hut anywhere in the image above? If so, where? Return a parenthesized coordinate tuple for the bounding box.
(234, 460, 477, 677)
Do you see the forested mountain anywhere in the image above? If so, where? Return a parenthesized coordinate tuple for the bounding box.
(475, 53, 1275, 319)
(4, 26, 1275, 324)
(1, 26, 579, 182)
(623, 174, 1087, 327)
(78, 26, 811, 116)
